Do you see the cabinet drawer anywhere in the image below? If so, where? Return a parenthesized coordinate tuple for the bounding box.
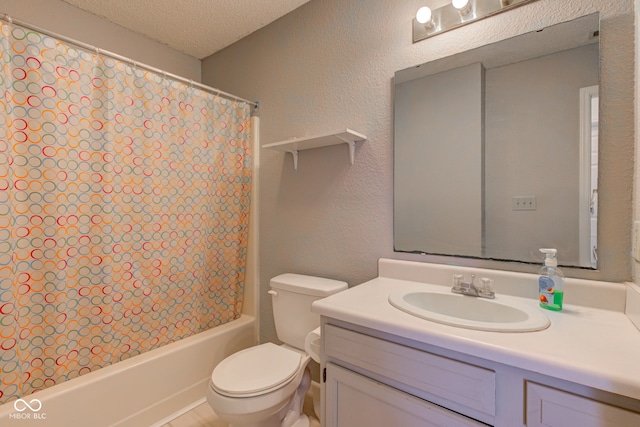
(324, 324, 495, 416)
(325, 363, 486, 427)
(526, 382, 640, 427)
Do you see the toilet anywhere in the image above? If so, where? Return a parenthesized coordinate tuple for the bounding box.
(206, 273, 347, 427)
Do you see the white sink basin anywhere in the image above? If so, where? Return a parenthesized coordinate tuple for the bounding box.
(388, 290, 550, 332)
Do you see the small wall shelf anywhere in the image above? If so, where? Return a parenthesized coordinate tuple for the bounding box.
(263, 129, 367, 170)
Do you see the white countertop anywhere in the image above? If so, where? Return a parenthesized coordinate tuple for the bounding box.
(312, 275, 640, 401)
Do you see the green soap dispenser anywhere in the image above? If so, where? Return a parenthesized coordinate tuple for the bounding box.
(538, 248, 564, 311)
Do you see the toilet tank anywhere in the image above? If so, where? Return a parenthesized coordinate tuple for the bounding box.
(270, 274, 347, 350)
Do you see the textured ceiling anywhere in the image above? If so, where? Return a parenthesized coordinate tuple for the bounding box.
(60, 0, 311, 59)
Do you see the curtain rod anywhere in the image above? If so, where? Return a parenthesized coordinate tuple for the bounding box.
(1, 13, 260, 112)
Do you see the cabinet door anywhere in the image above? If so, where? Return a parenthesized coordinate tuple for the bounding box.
(325, 363, 486, 427)
(526, 382, 640, 427)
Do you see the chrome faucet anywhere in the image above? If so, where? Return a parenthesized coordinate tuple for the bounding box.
(451, 274, 495, 299)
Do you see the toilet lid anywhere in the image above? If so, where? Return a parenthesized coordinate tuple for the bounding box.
(211, 343, 302, 397)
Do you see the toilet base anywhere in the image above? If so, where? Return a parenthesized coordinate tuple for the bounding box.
(208, 367, 312, 427)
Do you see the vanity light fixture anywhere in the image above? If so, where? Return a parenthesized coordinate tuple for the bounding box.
(413, 0, 540, 43)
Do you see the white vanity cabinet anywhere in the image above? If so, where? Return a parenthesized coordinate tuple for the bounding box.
(321, 322, 640, 427)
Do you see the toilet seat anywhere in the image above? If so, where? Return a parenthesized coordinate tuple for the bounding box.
(211, 343, 303, 398)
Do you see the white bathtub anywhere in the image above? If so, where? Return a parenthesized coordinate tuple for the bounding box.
(0, 314, 257, 427)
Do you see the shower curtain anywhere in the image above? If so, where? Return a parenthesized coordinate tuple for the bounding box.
(0, 22, 252, 404)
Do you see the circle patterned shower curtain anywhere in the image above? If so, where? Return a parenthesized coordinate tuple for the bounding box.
(0, 22, 252, 404)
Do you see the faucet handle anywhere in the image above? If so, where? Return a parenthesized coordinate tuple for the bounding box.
(479, 278, 495, 299)
(451, 274, 464, 294)
(452, 274, 464, 287)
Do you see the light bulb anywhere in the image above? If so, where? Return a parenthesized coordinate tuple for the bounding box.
(452, 0, 472, 16)
(452, 0, 470, 9)
(416, 7, 433, 25)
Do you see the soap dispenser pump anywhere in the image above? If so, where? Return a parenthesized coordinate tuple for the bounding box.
(538, 248, 564, 311)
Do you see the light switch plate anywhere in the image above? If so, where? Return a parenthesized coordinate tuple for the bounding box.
(512, 196, 537, 211)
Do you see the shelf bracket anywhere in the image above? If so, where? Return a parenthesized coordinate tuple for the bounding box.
(335, 135, 357, 165)
(286, 150, 299, 170)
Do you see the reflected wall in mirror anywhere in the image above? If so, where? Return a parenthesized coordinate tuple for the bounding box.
(394, 13, 600, 269)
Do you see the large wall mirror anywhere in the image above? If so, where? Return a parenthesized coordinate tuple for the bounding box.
(394, 13, 600, 269)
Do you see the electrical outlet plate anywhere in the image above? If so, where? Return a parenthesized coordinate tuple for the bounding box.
(633, 220, 640, 262)
(512, 196, 537, 211)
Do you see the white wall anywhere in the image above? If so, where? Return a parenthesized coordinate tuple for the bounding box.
(201, 0, 634, 344)
(0, 0, 201, 80)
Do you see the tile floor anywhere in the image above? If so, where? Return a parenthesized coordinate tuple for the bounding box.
(160, 401, 226, 427)
(160, 396, 320, 427)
